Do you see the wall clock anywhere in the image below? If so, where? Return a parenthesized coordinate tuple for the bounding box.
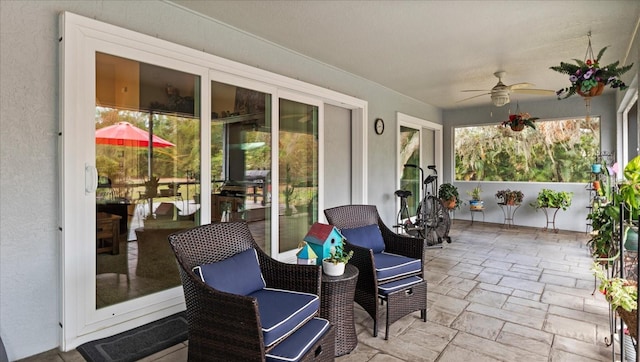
(374, 118, 385, 135)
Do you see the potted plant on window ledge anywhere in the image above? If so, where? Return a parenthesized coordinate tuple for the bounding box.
(322, 244, 354, 277)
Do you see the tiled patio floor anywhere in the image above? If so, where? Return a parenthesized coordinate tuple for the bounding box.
(20, 220, 624, 361)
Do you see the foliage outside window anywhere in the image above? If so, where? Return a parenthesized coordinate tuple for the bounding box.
(454, 117, 600, 182)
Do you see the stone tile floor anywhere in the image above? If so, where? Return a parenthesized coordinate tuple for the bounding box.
(20, 221, 628, 361)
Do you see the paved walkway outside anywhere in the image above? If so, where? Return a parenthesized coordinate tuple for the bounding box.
(19, 221, 622, 362)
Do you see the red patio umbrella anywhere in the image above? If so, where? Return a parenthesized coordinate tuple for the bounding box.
(96, 120, 174, 213)
(95, 121, 175, 148)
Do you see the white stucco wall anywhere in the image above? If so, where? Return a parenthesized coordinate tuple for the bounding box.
(0, 1, 440, 359)
(1, 1, 636, 359)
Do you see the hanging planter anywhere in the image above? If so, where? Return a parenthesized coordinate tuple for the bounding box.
(500, 102, 538, 131)
(510, 123, 525, 132)
(576, 82, 605, 98)
(550, 32, 633, 100)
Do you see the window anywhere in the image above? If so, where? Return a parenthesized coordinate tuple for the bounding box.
(454, 117, 600, 182)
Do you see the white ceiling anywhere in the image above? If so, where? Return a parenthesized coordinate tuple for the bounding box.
(171, 0, 639, 110)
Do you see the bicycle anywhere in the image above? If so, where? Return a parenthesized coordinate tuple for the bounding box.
(395, 164, 451, 246)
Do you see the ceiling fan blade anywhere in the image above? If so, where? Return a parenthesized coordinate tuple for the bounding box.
(508, 82, 534, 90)
(512, 88, 556, 95)
(461, 89, 491, 92)
(456, 92, 491, 103)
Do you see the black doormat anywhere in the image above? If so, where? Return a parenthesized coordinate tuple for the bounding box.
(76, 312, 188, 362)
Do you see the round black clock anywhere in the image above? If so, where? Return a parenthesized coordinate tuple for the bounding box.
(374, 118, 385, 135)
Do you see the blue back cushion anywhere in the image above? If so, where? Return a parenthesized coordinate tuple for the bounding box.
(193, 248, 266, 295)
(341, 224, 385, 253)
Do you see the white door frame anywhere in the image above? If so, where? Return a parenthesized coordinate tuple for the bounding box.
(396, 112, 443, 196)
(60, 11, 368, 350)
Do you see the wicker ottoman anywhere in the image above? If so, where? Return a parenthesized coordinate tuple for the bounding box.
(384, 279, 427, 339)
(299, 324, 335, 362)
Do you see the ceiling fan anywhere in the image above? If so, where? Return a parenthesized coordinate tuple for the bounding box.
(458, 71, 555, 107)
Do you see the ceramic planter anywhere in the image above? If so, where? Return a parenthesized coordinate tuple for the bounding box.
(591, 164, 602, 173)
(625, 227, 638, 251)
(469, 200, 484, 210)
(322, 260, 345, 276)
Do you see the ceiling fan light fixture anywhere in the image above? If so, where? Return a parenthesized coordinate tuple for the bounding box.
(491, 93, 510, 107)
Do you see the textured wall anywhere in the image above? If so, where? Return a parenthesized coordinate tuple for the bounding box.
(0, 1, 439, 359)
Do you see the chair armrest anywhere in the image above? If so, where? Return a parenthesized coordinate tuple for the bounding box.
(178, 267, 266, 360)
(379, 220, 425, 260)
(257, 250, 322, 296)
(344, 242, 377, 294)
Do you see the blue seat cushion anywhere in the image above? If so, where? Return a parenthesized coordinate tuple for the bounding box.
(379, 276, 424, 296)
(266, 318, 330, 362)
(374, 252, 421, 282)
(340, 224, 385, 253)
(250, 288, 320, 347)
(193, 248, 265, 296)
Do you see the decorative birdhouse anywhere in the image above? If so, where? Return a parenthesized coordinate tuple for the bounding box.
(296, 241, 318, 265)
(303, 222, 344, 265)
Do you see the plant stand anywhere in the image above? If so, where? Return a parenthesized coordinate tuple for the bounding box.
(470, 207, 485, 225)
(540, 207, 561, 233)
(498, 203, 520, 228)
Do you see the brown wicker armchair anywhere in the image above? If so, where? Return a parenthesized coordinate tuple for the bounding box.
(168, 222, 335, 361)
(324, 204, 426, 339)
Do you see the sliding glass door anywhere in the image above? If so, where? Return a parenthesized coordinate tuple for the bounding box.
(95, 52, 201, 309)
(278, 98, 320, 258)
(62, 12, 363, 350)
(210, 80, 272, 252)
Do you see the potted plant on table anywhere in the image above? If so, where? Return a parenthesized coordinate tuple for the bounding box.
(322, 244, 354, 277)
(495, 189, 523, 205)
(531, 189, 573, 210)
(530, 189, 573, 232)
(438, 183, 460, 210)
(467, 185, 483, 210)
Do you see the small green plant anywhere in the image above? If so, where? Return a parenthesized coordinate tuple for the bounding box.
(619, 155, 640, 220)
(323, 244, 354, 265)
(587, 204, 619, 258)
(495, 189, 523, 204)
(466, 185, 482, 201)
(531, 189, 573, 210)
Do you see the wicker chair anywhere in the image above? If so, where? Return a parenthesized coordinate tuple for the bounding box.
(324, 204, 426, 339)
(168, 222, 335, 361)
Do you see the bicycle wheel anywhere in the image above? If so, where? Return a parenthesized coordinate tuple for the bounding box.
(406, 203, 426, 239)
(421, 196, 440, 245)
(422, 196, 452, 245)
(433, 198, 451, 243)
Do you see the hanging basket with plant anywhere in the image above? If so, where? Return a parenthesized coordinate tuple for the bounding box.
(501, 112, 538, 131)
(550, 33, 633, 100)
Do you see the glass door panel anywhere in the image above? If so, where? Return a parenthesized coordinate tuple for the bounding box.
(279, 99, 319, 255)
(95, 52, 200, 309)
(399, 125, 421, 219)
(210, 81, 272, 252)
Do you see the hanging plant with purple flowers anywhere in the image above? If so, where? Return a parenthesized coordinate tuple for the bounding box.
(550, 45, 633, 100)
